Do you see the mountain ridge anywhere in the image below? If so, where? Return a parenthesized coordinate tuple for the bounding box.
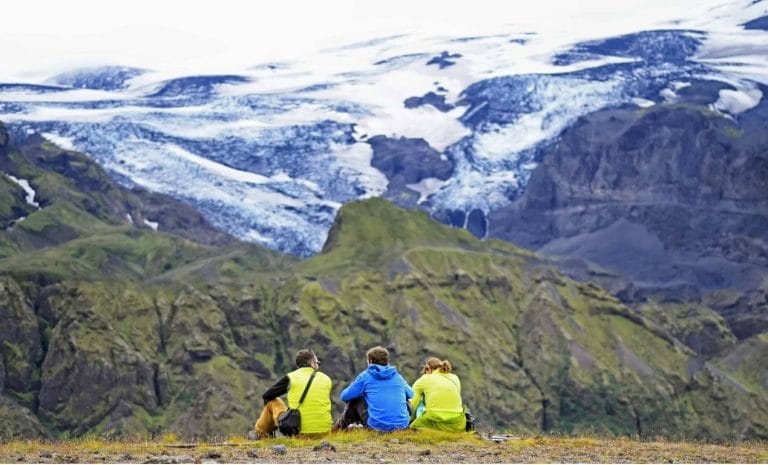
(487, 98, 768, 341)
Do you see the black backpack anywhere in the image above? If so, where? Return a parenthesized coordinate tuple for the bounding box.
(464, 407, 476, 432)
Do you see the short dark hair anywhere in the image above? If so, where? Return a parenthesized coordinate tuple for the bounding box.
(295, 349, 317, 367)
(366, 346, 389, 365)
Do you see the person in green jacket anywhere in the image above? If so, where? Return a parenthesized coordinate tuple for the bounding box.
(409, 357, 467, 432)
(254, 349, 333, 437)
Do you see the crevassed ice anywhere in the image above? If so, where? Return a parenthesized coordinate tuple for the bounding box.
(1, 8, 766, 256)
(428, 76, 626, 213)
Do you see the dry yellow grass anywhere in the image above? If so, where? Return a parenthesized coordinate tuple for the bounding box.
(1, 431, 766, 463)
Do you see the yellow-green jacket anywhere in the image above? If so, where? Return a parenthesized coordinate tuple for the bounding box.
(286, 367, 333, 434)
(409, 372, 466, 432)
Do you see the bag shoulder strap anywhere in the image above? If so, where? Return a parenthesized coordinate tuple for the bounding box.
(297, 370, 318, 406)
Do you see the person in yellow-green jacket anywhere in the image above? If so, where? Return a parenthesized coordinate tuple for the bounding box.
(254, 349, 332, 437)
(409, 357, 467, 432)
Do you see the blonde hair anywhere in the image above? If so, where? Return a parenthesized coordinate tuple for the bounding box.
(422, 356, 452, 374)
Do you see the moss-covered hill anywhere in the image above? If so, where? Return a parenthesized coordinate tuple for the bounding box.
(1, 124, 767, 441)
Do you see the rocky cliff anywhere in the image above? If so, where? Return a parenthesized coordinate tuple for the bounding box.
(488, 89, 768, 341)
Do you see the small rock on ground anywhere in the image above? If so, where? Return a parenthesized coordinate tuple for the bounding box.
(142, 455, 193, 464)
(313, 441, 337, 452)
(272, 444, 287, 455)
(246, 449, 258, 458)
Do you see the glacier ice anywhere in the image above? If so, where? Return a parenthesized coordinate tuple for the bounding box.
(1, 18, 766, 256)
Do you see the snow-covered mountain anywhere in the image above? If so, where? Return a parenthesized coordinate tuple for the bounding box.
(1, 0, 766, 256)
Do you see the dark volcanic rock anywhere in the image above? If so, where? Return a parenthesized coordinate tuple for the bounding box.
(130, 189, 234, 246)
(367, 135, 453, 207)
(743, 15, 768, 31)
(404, 92, 454, 112)
(639, 301, 737, 357)
(466, 209, 487, 239)
(313, 441, 336, 452)
(37, 302, 158, 433)
(0, 176, 38, 230)
(0, 123, 8, 155)
(675, 80, 736, 106)
(426, 51, 463, 69)
(433, 207, 489, 239)
(0, 395, 48, 440)
(368, 136, 453, 184)
(706, 287, 768, 340)
(432, 208, 467, 229)
(448, 209, 466, 228)
(489, 104, 768, 308)
(0, 277, 43, 395)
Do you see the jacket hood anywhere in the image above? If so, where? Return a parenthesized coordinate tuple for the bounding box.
(367, 364, 398, 380)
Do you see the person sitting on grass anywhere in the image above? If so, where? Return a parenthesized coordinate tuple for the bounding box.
(409, 356, 466, 432)
(253, 349, 332, 437)
(336, 346, 413, 432)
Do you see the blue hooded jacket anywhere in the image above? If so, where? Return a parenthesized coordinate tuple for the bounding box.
(341, 364, 414, 431)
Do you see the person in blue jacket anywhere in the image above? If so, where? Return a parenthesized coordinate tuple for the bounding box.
(336, 346, 413, 432)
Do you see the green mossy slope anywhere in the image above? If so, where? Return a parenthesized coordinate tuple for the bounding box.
(1, 126, 766, 440)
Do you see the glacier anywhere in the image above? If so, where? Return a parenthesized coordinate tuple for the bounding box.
(0, 1, 766, 256)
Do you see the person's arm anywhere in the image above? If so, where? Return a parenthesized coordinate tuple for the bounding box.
(262, 375, 289, 404)
(402, 374, 414, 399)
(409, 376, 423, 412)
(340, 373, 366, 402)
